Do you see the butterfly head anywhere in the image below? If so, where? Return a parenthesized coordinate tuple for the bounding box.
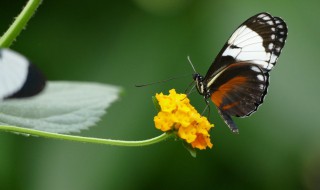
(192, 73, 207, 96)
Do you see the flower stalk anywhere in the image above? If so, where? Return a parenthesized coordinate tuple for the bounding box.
(0, 125, 174, 147)
(0, 0, 42, 47)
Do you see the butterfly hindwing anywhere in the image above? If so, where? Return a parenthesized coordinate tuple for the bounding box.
(209, 63, 268, 117)
(217, 108, 239, 133)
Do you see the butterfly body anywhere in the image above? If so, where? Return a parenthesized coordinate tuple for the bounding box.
(193, 12, 287, 133)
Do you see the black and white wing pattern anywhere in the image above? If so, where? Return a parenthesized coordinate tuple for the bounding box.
(0, 49, 46, 100)
(204, 12, 287, 79)
(193, 12, 287, 133)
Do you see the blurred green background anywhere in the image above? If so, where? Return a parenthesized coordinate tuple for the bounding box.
(1, 0, 320, 189)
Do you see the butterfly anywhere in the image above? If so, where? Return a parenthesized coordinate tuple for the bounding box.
(193, 12, 287, 133)
(0, 48, 46, 100)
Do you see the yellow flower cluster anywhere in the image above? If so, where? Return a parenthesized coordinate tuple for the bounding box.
(154, 89, 213, 150)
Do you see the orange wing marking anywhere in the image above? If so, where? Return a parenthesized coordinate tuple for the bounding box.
(211, 76, 247, 107)
(222, 101, 240, 110)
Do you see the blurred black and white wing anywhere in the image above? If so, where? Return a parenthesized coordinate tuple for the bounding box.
(0, 49, 46, 100)
(204, 12, 287, 80)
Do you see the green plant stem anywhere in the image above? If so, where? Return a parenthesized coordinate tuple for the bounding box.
(0, 125, 174, 147)
(0, 0, 42, 47)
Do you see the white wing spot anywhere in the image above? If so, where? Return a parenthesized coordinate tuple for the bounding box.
(268, 43, 274, 50)
(271, 34, 276, 40)
(251, 66, 261, 72)
(259, 84, 265, 90)
(257, 74, 264, 81)
(270, 54, 278, 63)
(267, 20, 274, 25)
(267, 62, 274, 70)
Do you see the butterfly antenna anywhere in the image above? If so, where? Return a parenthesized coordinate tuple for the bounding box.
(187, 56, 197, 73)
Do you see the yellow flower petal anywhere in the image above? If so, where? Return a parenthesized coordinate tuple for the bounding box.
(153, 89, 214, 150)
(191, 133, 213, 150)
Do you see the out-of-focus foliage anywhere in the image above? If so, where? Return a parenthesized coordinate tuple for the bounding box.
(0, 81, 120, 133)
(0, 0, 319, 189)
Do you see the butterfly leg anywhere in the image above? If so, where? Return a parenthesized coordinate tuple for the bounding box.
(217, 108, 239, 134)
(184, 81, 196, 95)
(201, 98, 211, 120)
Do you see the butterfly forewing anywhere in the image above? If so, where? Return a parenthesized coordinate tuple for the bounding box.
(204, 12, 287, 81)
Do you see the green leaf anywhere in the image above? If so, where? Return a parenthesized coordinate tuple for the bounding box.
(182, 141, 197, 158)
(152, 96, 161, 112)
(0, 81, 121, 133)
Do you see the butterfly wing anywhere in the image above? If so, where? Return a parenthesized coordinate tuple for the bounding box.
(204, 12, 287, 81)
(0, 49, 46, 100)
(201, 12, 287, 133)
(209, 63, 268, 132)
